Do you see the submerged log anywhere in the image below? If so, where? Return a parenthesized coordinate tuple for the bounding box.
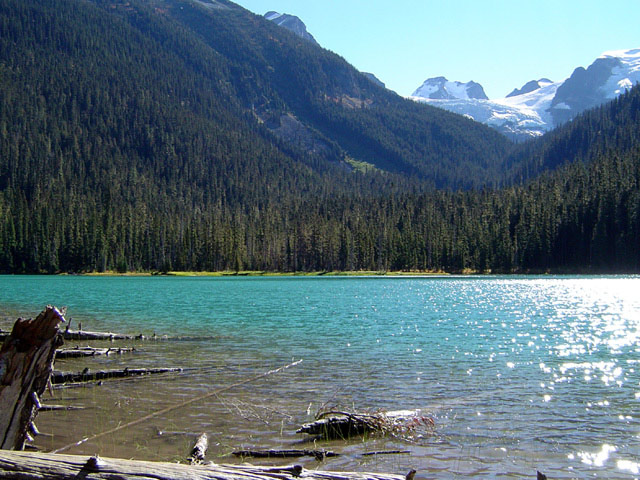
(55, 346, 135, 359)
(37, 404, 85, 412)
(63, 329, 138, 341)
(0, 306, 65, 450)
(0, 451, 409, 480)
(233, 449, 339, 460)
(62, 329, 218, 342)
(51, 367, 184, 384)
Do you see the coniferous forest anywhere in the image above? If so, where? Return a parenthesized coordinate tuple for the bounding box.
(0, 0, 639, 274)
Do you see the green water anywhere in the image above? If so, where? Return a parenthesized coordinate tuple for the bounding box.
(1, 275, 638, 478)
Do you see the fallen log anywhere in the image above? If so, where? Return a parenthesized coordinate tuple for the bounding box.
(37, 404, 85, 412)
(233, 449, 339, 460)
(62, 329, 139, 341)
(297, 410, 434, 440)
(0, 306, 65, 450)
(55, 346, 135, 359)
(62, 329, 218, 342)
(51, 367, 184, 384)
(0, 451, 410, 480)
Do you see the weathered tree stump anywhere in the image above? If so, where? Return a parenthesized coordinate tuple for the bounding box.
(0, 306, 65, 450)
(187, 433, 208, 465)
(0, 451, 410, 480)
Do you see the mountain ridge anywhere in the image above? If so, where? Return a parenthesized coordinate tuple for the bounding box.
(0, 0, 638, 274)
(264, 10, 317, 44)
(411, 48, 640, 141)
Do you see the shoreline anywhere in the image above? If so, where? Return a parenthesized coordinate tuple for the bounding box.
(43, 268, 640, 277)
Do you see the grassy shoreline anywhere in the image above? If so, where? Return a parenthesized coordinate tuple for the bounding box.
(80, 269, 451, 277)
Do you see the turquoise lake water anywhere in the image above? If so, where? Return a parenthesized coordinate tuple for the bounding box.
(0, 275, 638, 478)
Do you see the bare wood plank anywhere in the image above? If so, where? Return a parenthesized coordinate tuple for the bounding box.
(0, 451, 409, 480)
(0, 306, 65, 450)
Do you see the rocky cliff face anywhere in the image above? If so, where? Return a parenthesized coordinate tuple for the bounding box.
(264, 11, 317, 44)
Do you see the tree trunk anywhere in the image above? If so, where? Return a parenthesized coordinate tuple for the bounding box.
(0, 306, 65, 450)
(0, 451, 409, 480)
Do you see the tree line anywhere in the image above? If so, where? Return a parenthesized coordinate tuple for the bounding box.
(0, 0, 639, 273)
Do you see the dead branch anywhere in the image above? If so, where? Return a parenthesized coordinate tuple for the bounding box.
(51, 359, 302, 454)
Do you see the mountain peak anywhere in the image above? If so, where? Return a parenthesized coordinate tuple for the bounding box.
(411, 47, 640, 141)
(506, 78, 554, 98)
(264, 11, 317, 44)
(412, 77, 488, 100)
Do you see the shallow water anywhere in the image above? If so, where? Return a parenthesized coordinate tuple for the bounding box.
(1, 275, 639, 479)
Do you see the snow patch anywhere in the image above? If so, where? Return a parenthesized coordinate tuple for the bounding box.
(411, 47, 640, 140)
(265, 11, 282, 21)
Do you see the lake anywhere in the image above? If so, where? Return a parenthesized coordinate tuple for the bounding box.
(0, 275, 638, 479)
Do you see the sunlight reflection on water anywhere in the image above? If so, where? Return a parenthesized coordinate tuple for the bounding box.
(1, 275, 639, 478)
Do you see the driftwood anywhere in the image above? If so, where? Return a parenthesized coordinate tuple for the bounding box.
(187, 433, 209, 465)
(62, 328, 217, 342)
(55, 346, 136, 359)
(0, 306, 65, 450)
(297, 410, 434, 440)
(51, 367, 184, 384)
(0, 451, 410, 480)
(63, 329, 140, 341)
(233, 449, 339, 460)
(37, 404, 85, 412)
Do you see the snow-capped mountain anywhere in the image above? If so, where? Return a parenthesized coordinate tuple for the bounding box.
(411, 48, 640, 141)
(413, 77, 488, 100)
(264, 11, 317, 44)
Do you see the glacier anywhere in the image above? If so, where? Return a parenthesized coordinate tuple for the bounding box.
(410, 48, 640, 141)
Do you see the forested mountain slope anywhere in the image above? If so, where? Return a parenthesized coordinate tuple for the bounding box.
(504, 86, 640, 183)
(150, 0, 511, 187)
(0, 0, 638, 273)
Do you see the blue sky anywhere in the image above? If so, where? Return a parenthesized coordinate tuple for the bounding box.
(232, 0, 639, 98)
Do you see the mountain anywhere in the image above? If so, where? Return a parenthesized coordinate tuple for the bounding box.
(504, 81, 640, 183)
(264, 11, 317, 44)
(0, 0, 511, 273)
(411, 48, 640, 141)
(506, 78, 553, 98)
(413, 77, 488, 100)
(550, 48, 640, 125)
